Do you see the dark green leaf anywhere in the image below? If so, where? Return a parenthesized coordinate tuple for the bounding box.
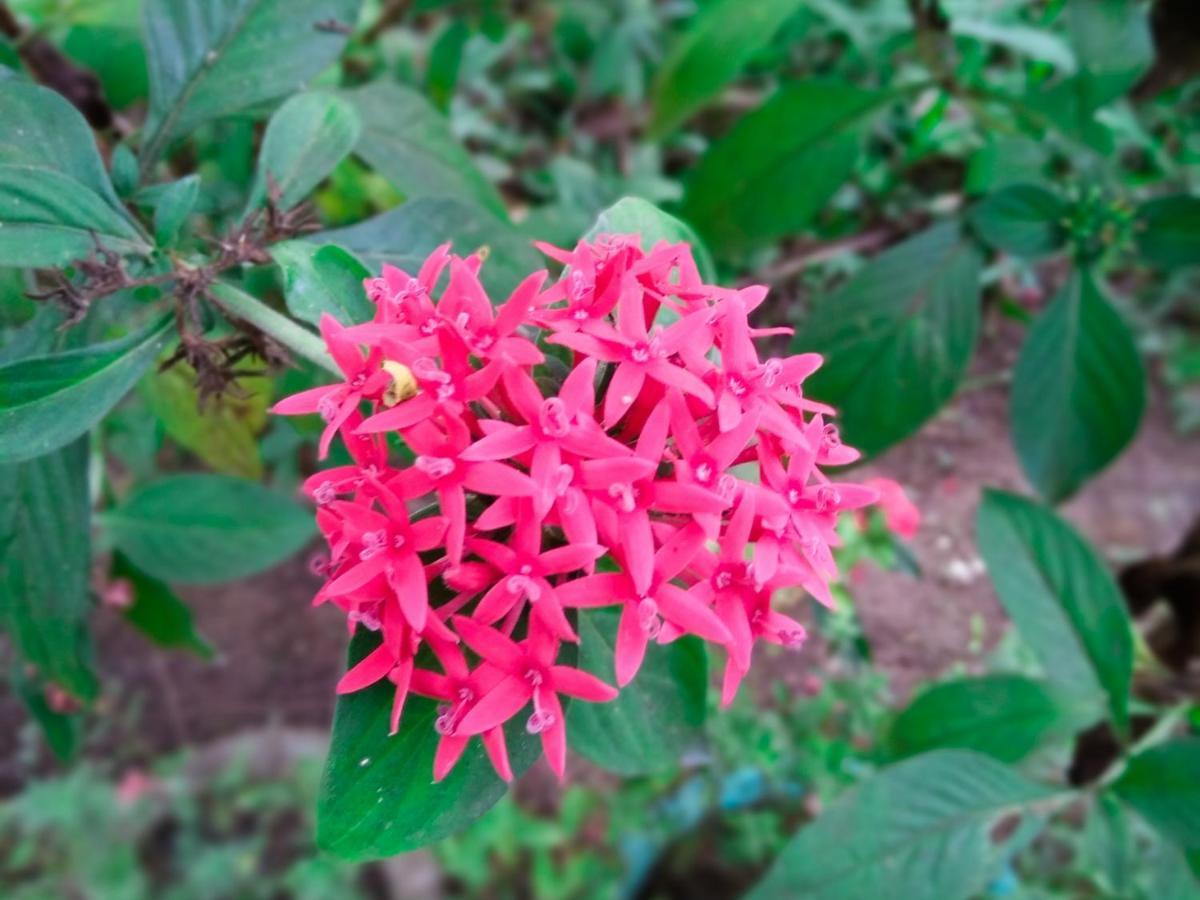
(112, 552, 213, 658)
(681, 80, 890, 254)
(888, 675, 1083, 763)
(1011, 270, 1144, 502)
(426, 19, 470, 111)
(140, 0, 360, 167)
(100, 474, 315, 584)
(0, 439, 97, 702)
(970, 184, 1070, 258)
(976, 489, 1133, 733)
(567, 608, 706, 776)
(110, 144, 140, 197)
(748, 750, 1057, 899)
(271, 241, 374, 327)
(343, 81, 505, 216)
(152, 174, 199, 247)
(1114, 738, 1200, 849)
(0, 317, 171, 464)
(1067, 0, 1153, 109)
(1136, 195, 1200, 271)
(795, 221, 982, 456)
(12, 664, 81, 761)
(648, 0, 804, 137)
(318, 629, 537, 859)
(585, 197, 716, 282)
(248, 91, 361, 213)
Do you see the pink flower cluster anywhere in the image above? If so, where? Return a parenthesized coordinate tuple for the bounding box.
(274, 236, 878, 781)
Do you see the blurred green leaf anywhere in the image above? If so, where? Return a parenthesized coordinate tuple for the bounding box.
(649, 0, 804, 137)
(585, 196, 715, 281)
(426, 19, 470, 111)
(100, 474, 315, 584)
(568, 608, 706, 776)
(970, 184, 1070, 258)
(271, 241, 374, 328)
(1136, 195, 1200, 270)
(1011, 270, 1144, 502)
(950, 19, 1077, 73)
(112, 552, 213, 658)
(12, 664, 82, 761)
(1114, 738, 1200, 850)
(0, 438, 97, 703)
(60, 10, 148, 109)
(682, 80, 890, 254)
(343, 81, 506, 217)
(140, 0, 360, 168)
(748, 750, 1057, 899)
(0, 316, 171, 464)
(248, 92, 361, 213)
(796, 221, 982, 456)
(152, 174, 199, 247)
(1066, 0, 1153, 109)
(977, 489, 1133, 734)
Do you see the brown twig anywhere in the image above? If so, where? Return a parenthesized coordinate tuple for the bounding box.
(362, 0, 412, 44)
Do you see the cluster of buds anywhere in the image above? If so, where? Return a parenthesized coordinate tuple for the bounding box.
(274, 235, 878, 781)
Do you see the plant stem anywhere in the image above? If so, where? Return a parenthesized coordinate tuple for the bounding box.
(209, 282, 339, 376)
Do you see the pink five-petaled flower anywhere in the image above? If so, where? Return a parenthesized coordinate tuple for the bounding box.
(452, 616, 617, 779)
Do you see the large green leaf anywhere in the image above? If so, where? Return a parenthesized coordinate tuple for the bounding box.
(140, 0, 360, 167)
(12, 663, 81, 761)
(112, 552, 213, 658)
(976, 489, 1133, 734)
(567, 608, 706, 776)
(0, 317, 171, 464)
(1066, 0, 1153, 109)
(748, 750, 1057, 899)
(1136, 195, 1200, 271)
(794, 221, 982, 456)
(342, 81, 505, 217)
(681, 80, 890, 253)
(317, 629, 537, 859)
(1011, 270, 1144, 502)
(247, 91, 361, 213)
(1114, 738, 1200, 849)
(320, 196, 540, 300)
(0, 439, 97, 702)
(100, 474, 315, 584)
(970, 184, 1070, 259)
(585, 197, 715, 282)
(271, 241, 374, 328)
(648, 0, 804, 137)
(888, 675, 1085, 763)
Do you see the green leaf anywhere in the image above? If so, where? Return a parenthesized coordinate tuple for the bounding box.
(1011, 270, 1144, 502)
(139, 362, 271, 478)
(1114, 738, 1200, 849)
(585, 196, 716, 282)
(888, 675, 1083, 763)
(1066, 0, 1153, 109)
(0, 439, 97, 702)
(140, 0, 361, 168)
(681, 80, 890, 254)
(112, 552, 212, 658)
(950, 20, 1077, 73)
(12, 663, 81, 762)
(271, 241, 374, 328)
(0, 316, 171, 464)
(100, 474, 315, 584)
(648, 0, 804, 137)
(976, 489, 1133, 734)
(343, 81, 505, 217)
(1136, 195, 1200, 271)
(567, 608, 706, 776)
(110, 144, 140, 197)
(970, 184, 1070, 259)
(152, 174, 199, 247)
(317, 629, 536, 859)
(248, 91, 361, 213)
(795, 221, 982, 456)
(748, 750, 1058, 899)
(0, 165, 150, 266)
(319, 196, 541, 300)
(426, 19, 470, 111)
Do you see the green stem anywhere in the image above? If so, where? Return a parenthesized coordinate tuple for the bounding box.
(208, 282, 339, 376)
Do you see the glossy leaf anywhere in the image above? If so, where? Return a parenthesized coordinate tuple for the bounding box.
(318, 629, 537, 859)
(976, 489, 1133, 734)
(140, 0, 360, 166)
(248, 92, 361, 212)
(649, 0, 804, 137)
(112, 552, 213, 658)
(567, 608, 706, 776)
(1136, 195, 1200, 270)
(795, 221, 982, 456)
(0, 439, 97, 702)
(970, 184, 1070, 259)
(1011, 270, 1144, 502)
(343, 81, 505, 216)
(749, 750, 1057, 899)
(1114, 738, 1200, 849)
(682, 80, 890, 253)
(585, 196, 716, 282)
(100, 474, 315, 584)
(271, 241, 375, 328)
(0, 317, 172, 464)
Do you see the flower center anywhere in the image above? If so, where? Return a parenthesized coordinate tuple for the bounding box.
(359, 530, 389, 560)
(636, 597, 662, 638)
(550, 464, 574, 497)
(727, 374, 750, 397)
(415, 455, 456, 480)
(525, 709, 556, 734)
(317, 394, 340, 422)
(758, 359, 783, 387)
(539, 398, 571, 438)
(506, 573, 541, 602)
(312, 481, 336, 506)
(607, 482, 638, 513)
(815, 485, 840, 513)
